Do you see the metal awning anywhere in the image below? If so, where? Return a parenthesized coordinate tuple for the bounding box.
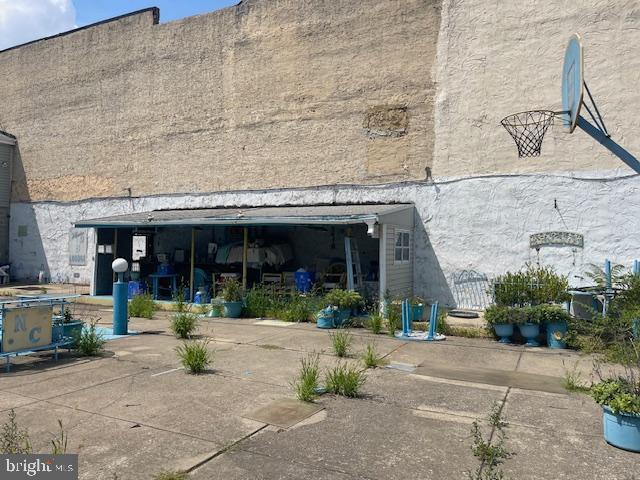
(75, 203, 414, 228)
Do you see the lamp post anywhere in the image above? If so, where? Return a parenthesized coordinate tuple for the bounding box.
(112, 258, 129, 335)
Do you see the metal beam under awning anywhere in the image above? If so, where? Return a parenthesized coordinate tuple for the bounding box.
(74, 203, 414, 229)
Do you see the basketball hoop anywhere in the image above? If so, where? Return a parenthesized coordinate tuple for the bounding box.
(500, 110, 555, 157)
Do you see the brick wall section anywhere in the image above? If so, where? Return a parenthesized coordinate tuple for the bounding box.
(0, 0, 441, 202)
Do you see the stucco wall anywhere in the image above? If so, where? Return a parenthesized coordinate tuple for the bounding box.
(11, 172, 640, 306)
(1, 0, 440, 202)
(434, 0, 640, 177)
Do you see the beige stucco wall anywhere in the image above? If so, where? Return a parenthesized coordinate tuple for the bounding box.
(434, 0, 640, 177)
(0, 0, 441, 202)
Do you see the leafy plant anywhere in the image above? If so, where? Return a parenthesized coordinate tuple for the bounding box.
(244, 284, 276, 317)
(0, 410, 32, 454)
(74, 322, 105, 356)
(170, 312, 199, 339)
(325, 289, 362, 310)
(63, 309, 73, 323)
(325, 362, 367, 397)
(128, 293, 156, 319)
(330, 329, 353, 357)
(222, 278, 243, 302)
(173, 286, 188, 313)
(484, 305, 523, 325)
(493, 264, 569, 307)
(386, 302, 401, 335)
(468, 403, 513, 480)
(362, 342, 385, 368)
(367, 311, 384, 334)
(590, 340, 640, 414)
(292, 353, 320, 402)
(153, 471, 188, 480)
(279, 294, 317, 322)
(585, 262, 628, 289)
(175, 340, 212, 374)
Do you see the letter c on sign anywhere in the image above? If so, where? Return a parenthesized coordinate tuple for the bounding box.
(29, 327, 41, 344)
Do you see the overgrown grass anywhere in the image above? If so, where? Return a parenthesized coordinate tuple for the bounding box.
(562, 360, 590, 393)
(152, 471, 188, 480)
(436, 316, 491, 338)
(170, 312, 199, 339)
(74, 322, 105, 356)
(330, 329, 353, 357)
(386, 305, 401, 336)
(292, 353, 320, 402)
(367, 311, 384, 334)
(244, 285, 323, 322)
(325, 362, 367, 397)
(362, 342, 386, 368)
(175, 340, 212, 374)
(128, 293, 157, 319)
(1, 410, 67, 455)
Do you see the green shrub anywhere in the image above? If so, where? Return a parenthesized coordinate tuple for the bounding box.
(292, 353, 320, 402)
(222, 278, 243, 302)
(170, 312, 199, 339)
(493, 264, 569, 307)
(244, 284, 276, 317)
(325, 362, 367, 397)
(362, 343, 385, 368)
(128, 293, 156, 319)
(279, 294, 318, 322)
(330, 329, 352, 357)
(175, 340, 212, 374)
(591, 378, 640, 415)
(325, 289, 362, 310)
(386, 302, 401, 335)
(153, 471, 188, 480)
(74, 322, 105, 356)
(367, 311, 383, 334)
(484, 305, 524, 325)
(172, 286, 188, 313)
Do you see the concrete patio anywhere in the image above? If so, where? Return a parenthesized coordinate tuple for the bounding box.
(0, 309, 636, 479)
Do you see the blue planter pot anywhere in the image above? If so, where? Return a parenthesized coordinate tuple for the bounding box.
(62, 321, 84, 345)
(52, 324, 64, 343)
(412, 304, 425, 321)
(334, 309, 351, 327)
(546, 321, 568, 349)
(222, 301, 243, 318)
(519, 323, 540, 347)
(493, 323, 514, 343)
(602, 406, 640, 452)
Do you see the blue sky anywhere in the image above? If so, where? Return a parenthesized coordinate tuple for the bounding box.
(0, 0, 237, 50)
(75, 0, 237, 26)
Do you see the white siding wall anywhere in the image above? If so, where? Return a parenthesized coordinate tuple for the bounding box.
(385, 225, 413, 298)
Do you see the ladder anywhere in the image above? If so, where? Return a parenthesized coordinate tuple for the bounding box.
(344, 236, 364, 291)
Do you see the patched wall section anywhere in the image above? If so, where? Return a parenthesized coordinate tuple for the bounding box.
(0, 0, 440, 202)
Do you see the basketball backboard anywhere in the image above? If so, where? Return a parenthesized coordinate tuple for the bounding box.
(561, 33, 584, 133)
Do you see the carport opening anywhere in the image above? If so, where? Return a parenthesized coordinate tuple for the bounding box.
(94, 223, 381, 303)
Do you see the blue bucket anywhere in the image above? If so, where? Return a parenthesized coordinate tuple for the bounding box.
(603, 407, 640, 452)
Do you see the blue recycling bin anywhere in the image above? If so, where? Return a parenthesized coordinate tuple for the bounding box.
(294, 271, 315, 293)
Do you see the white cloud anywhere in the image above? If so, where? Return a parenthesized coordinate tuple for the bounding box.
(0, 0, 76, 50)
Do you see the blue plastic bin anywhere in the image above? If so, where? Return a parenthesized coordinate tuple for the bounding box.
(294, 271, 315, 293)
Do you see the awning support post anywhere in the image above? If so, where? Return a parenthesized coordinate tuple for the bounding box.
(242, 227, 248, 291)
(190, 228, 196, 302)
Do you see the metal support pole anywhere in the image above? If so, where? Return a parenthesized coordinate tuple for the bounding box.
(189, 228, 196, 303)
(242, 227, 248, 291)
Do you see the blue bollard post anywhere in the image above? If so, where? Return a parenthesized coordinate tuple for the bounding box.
(604, 259, 612, 289)
(112, 258, 129, 336)
(634, 260, 639, 276)
(401, 299, 410, 336)
(426, 302, 439, 341)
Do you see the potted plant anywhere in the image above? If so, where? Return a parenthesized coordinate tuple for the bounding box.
(537, 304, 571, 349)
(410, 296, 425, 321)
(519, 306, 542, 347)
(206, 302, 223, 318)
(484, 305, 519, 343)
(58, 309, 83, 344)
(324, 289, 362, 326)
(221, 279, 243, 318)
(591, 376, 640, 452)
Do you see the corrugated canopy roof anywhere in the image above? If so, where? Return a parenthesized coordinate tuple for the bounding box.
(75, 203, 414, 228)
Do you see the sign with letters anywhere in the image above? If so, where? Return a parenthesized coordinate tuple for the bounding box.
(1, 306, 53, 353)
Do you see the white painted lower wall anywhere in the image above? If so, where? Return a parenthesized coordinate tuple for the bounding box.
(10, 171, 640, 307)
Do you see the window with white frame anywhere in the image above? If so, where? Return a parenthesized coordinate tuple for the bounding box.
(394, 229, 410, 264)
